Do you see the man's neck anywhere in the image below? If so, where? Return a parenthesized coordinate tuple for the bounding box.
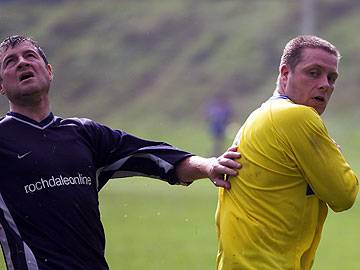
(9, 101, 51, 122)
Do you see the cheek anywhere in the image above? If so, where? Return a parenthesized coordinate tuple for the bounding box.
(2, 70, 16, 83)
(327, 89, 334, 99)
(298, 77, 314, 88)
(288, 79, 304, 96)
(40, 67, 52, 82)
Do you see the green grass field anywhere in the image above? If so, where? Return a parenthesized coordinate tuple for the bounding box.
(100, 179, 219, 270)
(100, 178, 360, 270)
(0, 119, 359, 269)
(3, 180, 358, 269)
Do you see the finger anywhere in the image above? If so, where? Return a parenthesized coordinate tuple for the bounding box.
(213, 178, 231, 189)
(222, 151, 241, 159)
(214, 165, 238, 176)
(218, 158, 241, 169)
(227, 146, 238, 152)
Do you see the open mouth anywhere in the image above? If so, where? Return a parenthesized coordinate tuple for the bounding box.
(313, 96, 325, 102)
(19, 72, 34, 82)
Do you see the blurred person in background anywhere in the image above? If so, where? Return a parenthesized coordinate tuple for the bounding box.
(205, 94, 233, 156)
(216, 35, 358, 270)
(0, 35, 241, 270)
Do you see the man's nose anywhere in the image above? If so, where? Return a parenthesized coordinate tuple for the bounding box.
(16, 56, 30, 70)
(319, 75, 332, 91)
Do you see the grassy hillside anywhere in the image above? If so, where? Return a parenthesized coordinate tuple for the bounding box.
(0, 0, 359, 159)
(0, 0, 360, 134)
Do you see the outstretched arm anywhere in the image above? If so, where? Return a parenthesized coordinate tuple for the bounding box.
(175, 146, 241, 189)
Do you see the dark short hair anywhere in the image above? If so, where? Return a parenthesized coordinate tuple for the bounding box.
(280, 35, 340, 71)
(0, 35, 49, 65)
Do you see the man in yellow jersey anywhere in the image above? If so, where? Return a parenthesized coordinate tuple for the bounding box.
(216, 35, 359, 270)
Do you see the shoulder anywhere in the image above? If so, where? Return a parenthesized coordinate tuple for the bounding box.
(53, 117, 109, 138)
(57, 117, 125, 139)
(0, 114, 23, 129)
(269, 100, 323, 128)
(0, 115, 9, 125)
(267, 100, 328, 143)
(56, 116, 100, 129)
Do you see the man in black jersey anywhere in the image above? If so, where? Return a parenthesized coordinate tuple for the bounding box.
(0, 35, 240, 269)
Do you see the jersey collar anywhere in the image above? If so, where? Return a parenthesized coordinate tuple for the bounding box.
(269, 91, 290, 100)
(6, 111, 55, 129)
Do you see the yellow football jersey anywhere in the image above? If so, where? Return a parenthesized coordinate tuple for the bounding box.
(216, 97, 358, 270)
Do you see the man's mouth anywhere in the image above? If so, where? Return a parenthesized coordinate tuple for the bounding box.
(19, 72, 35, 82)
(313, 96, 325, 102)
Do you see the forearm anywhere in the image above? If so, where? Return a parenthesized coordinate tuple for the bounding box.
(175, 156, 212, 182)
(175, 148, 241, 189)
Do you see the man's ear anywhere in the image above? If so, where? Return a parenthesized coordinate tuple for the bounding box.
(279, 64, 289, 91)
(0, 79, 5, 95)
(47, 64, 54, 81)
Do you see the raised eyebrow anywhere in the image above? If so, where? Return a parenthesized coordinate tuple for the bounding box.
(2, 49, 39, 64)
(306, 64, 338, 75)
(23, 49, 39, 56)
(2, 53, 16, 65)
(305, 64, 322, 70)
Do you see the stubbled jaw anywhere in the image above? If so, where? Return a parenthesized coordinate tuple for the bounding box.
(311, 96, 328, 115)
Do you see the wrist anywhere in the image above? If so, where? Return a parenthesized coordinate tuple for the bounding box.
(206, 157, 216, 178)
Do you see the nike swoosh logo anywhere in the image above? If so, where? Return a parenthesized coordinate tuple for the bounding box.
(17, 151, 32, 159)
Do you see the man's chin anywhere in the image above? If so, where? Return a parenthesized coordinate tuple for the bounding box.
(9, 91, 43, 105)
(19, 86, 43, 96)
(314, 106, 326, 115)
(308, 101, 327, 115)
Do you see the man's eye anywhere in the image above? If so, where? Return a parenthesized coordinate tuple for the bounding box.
(4, 58, 14, 67)
(309, 70, 320, 77)
(26, 53, 36, 58)
(328, 74, 338, 84)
